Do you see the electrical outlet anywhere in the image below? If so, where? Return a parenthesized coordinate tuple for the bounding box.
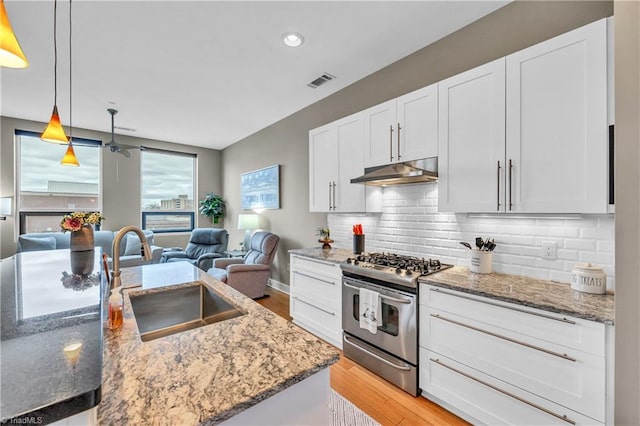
(541, 241, 557, 260)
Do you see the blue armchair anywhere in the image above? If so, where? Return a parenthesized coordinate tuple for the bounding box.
(160, 228, 228, 271)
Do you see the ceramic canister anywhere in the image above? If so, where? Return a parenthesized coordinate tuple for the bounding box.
(571, 263, 607, 294)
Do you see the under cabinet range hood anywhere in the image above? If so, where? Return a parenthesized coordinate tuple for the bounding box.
(350, 158, 438, 186)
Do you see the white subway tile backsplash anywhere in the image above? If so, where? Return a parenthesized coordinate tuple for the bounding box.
(328, 183, 615, 291)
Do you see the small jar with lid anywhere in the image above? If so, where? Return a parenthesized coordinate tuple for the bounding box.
(571, 263, 607, 294)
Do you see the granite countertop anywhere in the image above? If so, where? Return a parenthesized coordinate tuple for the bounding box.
(289, 247, 353, 264)
(0, 249, 104, 424)
(98, 262, 339, 425)
(420, 266, 615, 325)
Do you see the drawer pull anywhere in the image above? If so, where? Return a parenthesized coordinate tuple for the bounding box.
(430, 287, 576, 324)
(293, 296, 336, 316)
(429, 358, 576, 425)
(430, 313, 577, 362)
(293, 270, 336, 285)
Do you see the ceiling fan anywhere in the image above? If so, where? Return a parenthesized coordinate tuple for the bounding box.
(104, 108, 145, 158)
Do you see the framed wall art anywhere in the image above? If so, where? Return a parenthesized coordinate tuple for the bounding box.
(241, 164, 280, 210)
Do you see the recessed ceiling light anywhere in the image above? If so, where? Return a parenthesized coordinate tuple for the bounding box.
(282, 32, 304, 48)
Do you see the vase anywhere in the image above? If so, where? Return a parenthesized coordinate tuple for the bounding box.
(70, 250, 95, 275)
(70, 225, 95, 252)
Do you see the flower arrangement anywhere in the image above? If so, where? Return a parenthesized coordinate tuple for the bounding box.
(316, 227, 331, 240)
(60, 211, 105, 232)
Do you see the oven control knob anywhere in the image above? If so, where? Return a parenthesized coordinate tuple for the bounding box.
(405, 269, 413, 276)
(395, 267, 402, 274)
(346, 258, 352, 264)
(354, 260, 359, 265)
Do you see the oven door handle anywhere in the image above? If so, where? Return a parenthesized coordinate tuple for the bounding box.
(343, 334, 412, 371)
(343, 282, 412, 304)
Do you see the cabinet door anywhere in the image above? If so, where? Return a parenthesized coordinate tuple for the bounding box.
(438, 58, 506, 212)
(336, 113, 366, 212)
(309, 125, 337, 212)
(396, 84, 438, 162)
(363, 99, 396, 167)
(506, 18, 608, 213)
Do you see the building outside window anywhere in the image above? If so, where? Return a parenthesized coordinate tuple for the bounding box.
(141, 149, 196, 233)
(16, 130, 102, 234)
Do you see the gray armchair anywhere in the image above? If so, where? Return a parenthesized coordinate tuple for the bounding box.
(207, 231, 279, 299)
(160, 228, 228, 271)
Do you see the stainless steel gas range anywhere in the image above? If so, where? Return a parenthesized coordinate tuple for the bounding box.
(340, 252, 452, 396)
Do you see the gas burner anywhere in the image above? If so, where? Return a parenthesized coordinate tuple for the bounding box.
(343, 252, 452, 290)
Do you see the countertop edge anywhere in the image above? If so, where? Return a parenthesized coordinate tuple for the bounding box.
(422, 279, 615, 325)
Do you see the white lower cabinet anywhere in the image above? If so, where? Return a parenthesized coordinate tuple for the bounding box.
(289, 255, 342, 348)
(419, 284, 610, 425)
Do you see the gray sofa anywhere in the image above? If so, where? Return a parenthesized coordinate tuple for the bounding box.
(17, 229, 163, 268)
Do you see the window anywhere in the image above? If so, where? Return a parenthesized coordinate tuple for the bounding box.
(141, 149, 196, 233)
(16, 130, 102, 234)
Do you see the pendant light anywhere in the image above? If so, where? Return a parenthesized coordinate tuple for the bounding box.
(60, 0, 78, 166)
(0, 0, 29, 68)
(41, 0, 68, 144)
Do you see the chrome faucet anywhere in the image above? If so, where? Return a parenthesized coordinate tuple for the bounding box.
(110, 226, 152, 289)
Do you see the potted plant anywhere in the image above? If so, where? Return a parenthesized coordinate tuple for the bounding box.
(199, 193, 225, 224)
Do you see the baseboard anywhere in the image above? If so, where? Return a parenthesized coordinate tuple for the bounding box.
(268, 278, 289, 295)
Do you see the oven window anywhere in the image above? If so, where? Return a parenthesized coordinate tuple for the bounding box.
(352, 295, 399, 336)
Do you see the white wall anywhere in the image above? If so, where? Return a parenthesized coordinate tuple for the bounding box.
(328, 183, 615, 291)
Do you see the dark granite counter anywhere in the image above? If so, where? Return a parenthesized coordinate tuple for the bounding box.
(420, 266, 614, 325)
(98, 262, 339, 425)
(0, 249, 104, 424)
(289, 247, 352, 264)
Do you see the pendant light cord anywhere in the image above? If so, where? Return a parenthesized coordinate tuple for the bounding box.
(68, 0, 72, 142)
(53, 0, 58, 105)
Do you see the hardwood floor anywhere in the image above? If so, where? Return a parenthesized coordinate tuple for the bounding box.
(259, 286, 469, 426)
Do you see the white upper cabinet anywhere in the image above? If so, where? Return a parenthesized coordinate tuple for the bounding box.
(438, 58, 506, 213)
(364, 84, 438, 168)
(438, 18, 608, 213)
(506, 18, 608, 213)
(309, 112, 381, 213)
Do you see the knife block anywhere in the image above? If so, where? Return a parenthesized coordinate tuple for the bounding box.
(353, 235, 365, 254)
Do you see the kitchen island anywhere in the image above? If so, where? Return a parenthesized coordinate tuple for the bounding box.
(98, 262, 339, 425)
(0, 249, 104, 424)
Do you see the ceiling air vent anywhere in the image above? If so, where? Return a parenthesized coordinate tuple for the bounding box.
(308, 73, 336, 89)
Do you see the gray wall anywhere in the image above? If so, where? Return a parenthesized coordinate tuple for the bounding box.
(614, 1, 640, 423)
(0, 116, 223, 258)
(221, 0, 613, 286)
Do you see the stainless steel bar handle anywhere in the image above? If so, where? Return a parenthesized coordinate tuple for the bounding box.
(328, 181, 332, 211)
(343, 282, 412, 304)
(293, 270, 336, 286)
(429, 358, 576, 425)
(344, 335, 412, 371)
(430, 287, 576, 324)
(509, 159, 513, 211)
(293, 296, 336, 316)
(397, 122, 402, 160)
(430, 313, 577, 362)
(497, 160, 501, 211)
(332, 181, 337, 210)
(389, 125, 394, 161)
(295, 256, 336, 267)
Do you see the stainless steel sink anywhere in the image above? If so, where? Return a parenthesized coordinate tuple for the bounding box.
(129, 282, 245, 342)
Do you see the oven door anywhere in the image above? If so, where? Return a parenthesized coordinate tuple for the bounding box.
(342, 275, 417, 364)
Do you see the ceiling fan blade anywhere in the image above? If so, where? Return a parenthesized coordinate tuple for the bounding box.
(120, 149, 132, 158)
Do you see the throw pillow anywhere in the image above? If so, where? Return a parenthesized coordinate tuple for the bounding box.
(19, 236, 56, 252)
(124, 234, 142, 256)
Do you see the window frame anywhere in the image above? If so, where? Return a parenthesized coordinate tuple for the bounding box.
(140, 148, 197, 234)
(15, 130, 103, 235)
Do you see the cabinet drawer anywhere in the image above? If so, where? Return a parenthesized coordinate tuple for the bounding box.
(291, 255, 342, 282)
(420, 307, 605, 422)
(420, 284, 605, 355)
(420, 349, 603, 426)
(291, 269, 339, 305)
(291, 295, 341, 348)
